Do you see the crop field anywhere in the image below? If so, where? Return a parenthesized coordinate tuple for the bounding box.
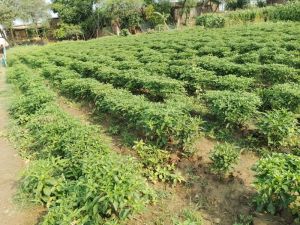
(7, 21, 300, 225)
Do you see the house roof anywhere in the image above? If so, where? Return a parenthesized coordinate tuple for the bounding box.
(13, 23, 44, 30)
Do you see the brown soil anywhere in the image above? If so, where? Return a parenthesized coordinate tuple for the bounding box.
(0, 69, 42, 225)
(126, 137, 287, 225)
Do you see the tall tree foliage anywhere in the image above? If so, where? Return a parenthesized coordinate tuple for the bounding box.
(51, 0, 145, 37)
(180, 0, 198, 24)
(51, 0, 99, 38)
(143, 0, 172, 28)
(226, 0, 250, 10)
(19, 0, 50, 24)
(99, 0, 144, 34)
(0, 0, 49, 42)
(51, 0, 95, 24)
(19, 0, 50, 37)
(0, 0, 18, 28)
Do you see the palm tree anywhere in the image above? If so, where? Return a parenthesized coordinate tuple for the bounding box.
(153, 11, 170, 30)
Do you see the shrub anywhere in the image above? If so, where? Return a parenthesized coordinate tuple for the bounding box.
(234, 52, 259, 64)
(196, 56, 240, 76)
(19, 158, 68, 206)
(204, 90, 261, 126)
(256, 0, 266, 8)
(261, 83, 300, 113)
(225, 8, 259, 23)
(120, 29, 131, 36)
(260, 64, 299, 84)
(223, 2, 300, 24)
(225, 0, 250, 10)
(53, 23, 83, 40)
(258, 47, 288, 64)
(68, 60, 186, 101)
(9, 63, 154, 224)
(60, 78, 201, 149)
(133, 140, 184, 185)
(20, 107, 153, 223)
(209, 75, 255, 91)
(209, 143, 240, 175)
(39, 154, 153, 224)
(168, 64, 216, 94)
(257, 109, 299, 147)
(10, 89, 55, 123)
(196, 14, 225, 28)
(264, 2, 300, 22)
(8, 65, 55, 122)
(252, 153, 300, 222)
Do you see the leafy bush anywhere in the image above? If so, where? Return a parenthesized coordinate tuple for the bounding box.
(207, 75, 255, 91)
(9, 63, 153, 224)
(261, 83, 300, 113)
(9, 89, 55, 123)
(68, 60, 186, 101)
(38, 62, 201, 149)
(8, 65, 55, 122)
(60, 78, 201, 149)
(168, 64, 216, 94)
(133, 140, 184, 185)
(225, 8, 258, 23)
(225, 0, 250, 10)
(196, 14, 225, 28)
(37, 154, 153, 224)
(196, 56, 261, 78)
(120, 28, 131, 36)
(223, 2, 300, 24)
(53, 23, 83, 40)
(256, 0, 266, 8)
(264, 2, 300, 22)
(234, 52, 259, 64)
(258, 47, 288, 64)
(19, 158, 68, 206)
(209, 143, 240, 175)
(196, 56, 240, 76)
(261, 64, 299, 84)
(257, 109, 299, 147)
(252, 153, 300, 222)
(204, 90, 261, 126)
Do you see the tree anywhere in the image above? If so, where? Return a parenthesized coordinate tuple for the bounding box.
(0, 0, 19, 43)
(51, 0, 147, 37)
(99, 0, 144, 35)
(0, 0, 18, 27)
(53, 23, 83, 40)
(143, 0, 172, 28)
(180, 0, 198, 24)
(19, 0, 50, 38)
(0, 0, 51, 43)
(52, 0, 95, 25)
(225, 0, 250, 10)
(51, 0, 98, 38)
(153, 12, 169, 29)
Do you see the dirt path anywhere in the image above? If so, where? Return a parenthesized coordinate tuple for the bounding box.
(0, 68, 41, 225)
